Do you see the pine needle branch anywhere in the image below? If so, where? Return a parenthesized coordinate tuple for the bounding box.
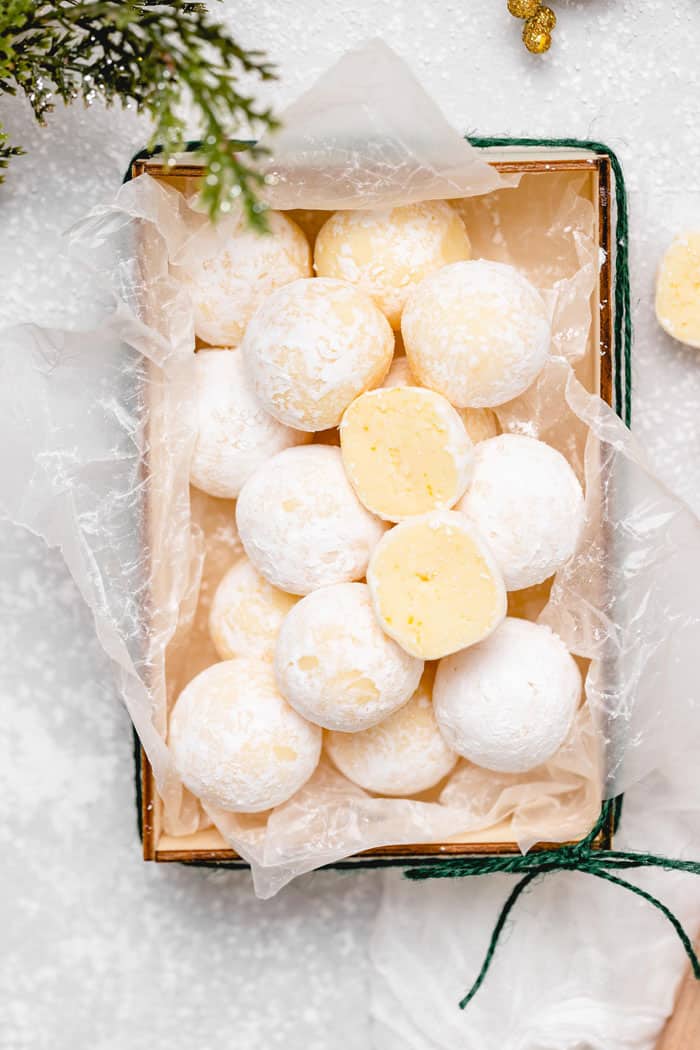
(0, 0, 278, 225)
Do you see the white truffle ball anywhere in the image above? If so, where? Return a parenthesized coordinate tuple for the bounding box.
(402, 260, 550, 407)
(190, 349, 310, 498)
(241, 277, 394, 431)
(209, 557, 297, 661)
(381, 356, 500, 443)
(314, 202, 471, 329)
(275, 582, 423, 731)
(169, 659, 321, 812)
(326, 671, 457, 794)
(179, 211, 311, 347)
(236, 445, 385, 595)
(434, 618, 580, 773)
(457, 434, 585, 591)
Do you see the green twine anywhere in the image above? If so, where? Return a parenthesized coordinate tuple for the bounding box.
(405, 801, 700, 1010)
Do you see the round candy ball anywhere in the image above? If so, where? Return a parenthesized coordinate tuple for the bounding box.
(179, 211, 311, 347)
(434, 618, 580, 773)
(190, 349, 310, 498)
(402, 260, 550, 407)
(169, 659, 322, 812)
(326, 671, 457, 795)
(209, 556, 297, 661)
(655, 231, 700, 349)
(367, 510, 507, 660)
(457, 433, 584, 591)
(274, 582, 423, 731)
(381, 356, 501, 443)
(241, 277, 394, 431)
(236, 445, 386, 595)
(314, 202, 471, 329)
(340, 386, 473, 521)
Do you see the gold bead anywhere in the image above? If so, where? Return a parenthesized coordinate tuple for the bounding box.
(522, 20, 552, 52)
(507, 0, 541, 18)
(529, 4, 556, 31)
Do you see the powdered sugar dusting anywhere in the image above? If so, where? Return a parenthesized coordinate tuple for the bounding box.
(274, 582, 423, 731)
(241, 277, 394, 430)
(314, 201, 471, 328)
(190, 348, 311, 498)
(457, 433, 585, 591)
(434, 617, 580, 773)
(170, 659, 321, 812)
(326, 670, 457, 793)
(209, 556, 298, 661)
(236, 445, 386, 595)
(402, 260, 550, 407)
(176, 210, 312, 347)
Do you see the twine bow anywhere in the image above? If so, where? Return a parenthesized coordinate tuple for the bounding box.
(405, 800, 700, 1010)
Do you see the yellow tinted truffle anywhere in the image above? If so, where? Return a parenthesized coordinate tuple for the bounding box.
(340, 386, 473, 522)
(314, 201, 471, 328)
(367, 510, 507, 660)
(656, 231, 700, 348)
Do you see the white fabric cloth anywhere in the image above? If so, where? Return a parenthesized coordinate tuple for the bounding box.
(371, 759, 700, 1049)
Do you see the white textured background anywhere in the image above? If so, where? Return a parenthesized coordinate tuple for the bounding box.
(1, 2, 700, 1047)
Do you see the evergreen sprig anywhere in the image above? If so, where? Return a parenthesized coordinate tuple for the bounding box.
(0, 0, 279, 225)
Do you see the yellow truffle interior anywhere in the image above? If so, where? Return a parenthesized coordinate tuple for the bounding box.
(656, 232, 700, 348)
(341, 388, 464, 521)
(370, 517, 505, 660)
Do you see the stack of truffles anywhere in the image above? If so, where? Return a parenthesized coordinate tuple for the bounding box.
(170, 200, 586, 821)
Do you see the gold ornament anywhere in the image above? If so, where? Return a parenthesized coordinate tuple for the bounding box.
(529, 5, 556, 31)
(507, 0, 541, 17)
(522, 19, 552, 53)
(507, 0, 557, 52)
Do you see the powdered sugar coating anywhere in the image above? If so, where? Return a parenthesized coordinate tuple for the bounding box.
(169, 659, 322, 812)
(241, 277, 394, 431)
(236, 445, 386, 595)
(179, 211, 311, 347)
(190, 349, 310, 498)
(209, 556, 298, 661)
(314, 201, 471, 328)
(457, 433, 585, 591)
(402, 260, 550, 407)
(381, 356, 500, 443)
(275, 582, 423, 732)
(326, 671, 457, 794)
(434, 618, 580, 773)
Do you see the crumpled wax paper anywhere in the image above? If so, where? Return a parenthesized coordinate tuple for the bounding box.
(1, 42, 699, 898)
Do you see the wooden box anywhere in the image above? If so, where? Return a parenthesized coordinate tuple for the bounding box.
(130, 143, 622, 869)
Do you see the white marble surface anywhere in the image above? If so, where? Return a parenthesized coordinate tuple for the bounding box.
(2, 1, 700, 1046)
